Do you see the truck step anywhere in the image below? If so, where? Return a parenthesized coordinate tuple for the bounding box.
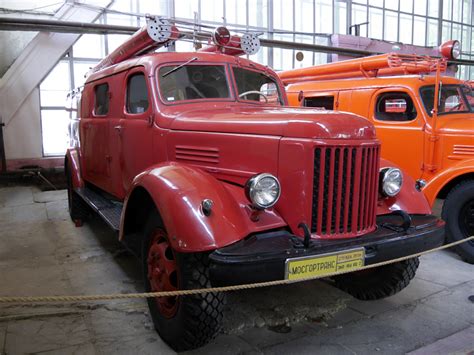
(75, 187, 123, 231)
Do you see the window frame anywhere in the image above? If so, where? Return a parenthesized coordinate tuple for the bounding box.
(93, 82, 110, 117)
(230, 65, 285, 106)
(373, 90, 419, 123)
(155, 62, 234, 106)
(419, 84, 473, 117)
(124, 69, 151, 117)
(303, 95, 335, 110)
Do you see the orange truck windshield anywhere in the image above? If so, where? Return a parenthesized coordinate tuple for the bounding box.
(420, 84, 473, 116)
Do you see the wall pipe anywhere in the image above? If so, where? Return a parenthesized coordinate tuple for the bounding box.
(1, 17, 473, 65)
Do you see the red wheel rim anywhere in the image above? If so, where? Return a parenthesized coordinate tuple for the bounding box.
(147, 229, 179, 318)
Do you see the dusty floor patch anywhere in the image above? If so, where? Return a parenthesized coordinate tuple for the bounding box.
(1, 187, 472, 354)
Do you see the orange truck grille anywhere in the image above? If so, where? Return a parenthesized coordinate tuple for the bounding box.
(311, 145, 380, 237)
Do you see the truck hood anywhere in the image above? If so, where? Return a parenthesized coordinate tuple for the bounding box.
(167, 105, 376, 140)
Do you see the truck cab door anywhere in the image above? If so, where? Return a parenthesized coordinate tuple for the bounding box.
(370, 89, 425, 180)
(80, 81, 110, 191)
(115, 68, 155, 194)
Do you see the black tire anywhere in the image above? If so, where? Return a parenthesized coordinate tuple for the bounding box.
(442, 180, 474, 264)
(66, 163, 89, 223)
(333, 258, 419, 300)
(142, 211, 225, 351)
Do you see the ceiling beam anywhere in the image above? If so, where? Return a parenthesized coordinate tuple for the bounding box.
(0, 17, 473, 66)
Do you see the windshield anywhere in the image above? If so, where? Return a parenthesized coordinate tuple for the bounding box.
(233, 67, 283, 106)
(420, 84, 473, 116)
(463, 85, 474, 107)
(158, 65, 230, 102)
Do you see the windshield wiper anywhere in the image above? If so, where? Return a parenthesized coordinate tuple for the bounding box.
(162, 57, 198, 78)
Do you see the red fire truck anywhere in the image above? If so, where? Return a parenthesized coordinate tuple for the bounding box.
(65, 18, 444, 350)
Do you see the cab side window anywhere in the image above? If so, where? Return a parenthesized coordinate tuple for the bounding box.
(375, 92, 417, 121)
(94, 83, 109, 116)
(304, 96, 334, 109)
(127, 73, 149, 114)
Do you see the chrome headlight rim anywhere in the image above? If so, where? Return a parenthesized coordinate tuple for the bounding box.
(451, 40, 461, 59)
(380, 167, 403, 197)
(245, 173, 281, 209)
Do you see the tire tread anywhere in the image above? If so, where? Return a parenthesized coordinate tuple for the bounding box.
(334, 258, 420, 301)
(442, 179, 474, 264)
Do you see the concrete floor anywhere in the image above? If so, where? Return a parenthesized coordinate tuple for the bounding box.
(0, 186, 473, 355)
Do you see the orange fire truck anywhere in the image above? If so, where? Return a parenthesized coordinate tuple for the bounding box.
(281, 44, 474, 263)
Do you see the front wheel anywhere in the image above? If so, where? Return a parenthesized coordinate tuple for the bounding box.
(442, 180, 474, 264)
(333, 258, 419, 300)
(142, 212, 225, 351)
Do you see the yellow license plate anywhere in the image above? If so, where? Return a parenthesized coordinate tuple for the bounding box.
(285, 248, 365, 281)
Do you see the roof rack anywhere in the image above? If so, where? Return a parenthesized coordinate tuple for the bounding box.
(89, 18, 261, 75)
(279, 53, 447, 85)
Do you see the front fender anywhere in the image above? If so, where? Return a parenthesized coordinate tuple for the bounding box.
(120, 162, 286, 252)
(65, 148, 84, 189)
(377, 158, 431, 215)
(422, 159, 474, 205)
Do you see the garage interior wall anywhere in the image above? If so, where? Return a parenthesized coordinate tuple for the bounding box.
(0, 0, 112, 168)
(0, 0, 473, 167)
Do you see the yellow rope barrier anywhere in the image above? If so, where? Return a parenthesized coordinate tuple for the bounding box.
(0, 236, 472, 304)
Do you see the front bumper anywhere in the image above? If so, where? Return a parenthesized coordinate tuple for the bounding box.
(209, 214, 445, 286)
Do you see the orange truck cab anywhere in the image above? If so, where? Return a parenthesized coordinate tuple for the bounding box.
(282, 50, 474, 263)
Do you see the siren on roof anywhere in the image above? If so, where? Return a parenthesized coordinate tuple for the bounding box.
(199, 26, 260, 56)
(146, 17, 174, 42)
(90, 17, 179, 74)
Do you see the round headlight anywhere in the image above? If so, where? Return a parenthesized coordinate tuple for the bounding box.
(245, 173, 281, 209)
(380, 168, 403, 197)
(452, 40, 461, 59)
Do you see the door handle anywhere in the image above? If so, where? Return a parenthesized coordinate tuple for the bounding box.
(114, 125, 122, 133)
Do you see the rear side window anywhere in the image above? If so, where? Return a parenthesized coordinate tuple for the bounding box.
(375, 92, 417, 121)
(94, 83, 109, 115)
(304, 96, 334, 109)
(127, 73, 149, 114)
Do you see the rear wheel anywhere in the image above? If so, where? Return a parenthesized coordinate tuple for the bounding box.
(442, 180, 474, 264)
(333, 258, 419, 300)
(66, 163, 89, 225)
(143, 212, 225, 351)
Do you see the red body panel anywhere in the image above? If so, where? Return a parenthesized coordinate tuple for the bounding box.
(377, 158, 431, 215)
(120, 163, 286, 252)
(65, 148, 84, 189)
(164, 105, 375, 139)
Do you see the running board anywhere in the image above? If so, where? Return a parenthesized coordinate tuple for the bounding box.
(75, 187, 123, 231)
